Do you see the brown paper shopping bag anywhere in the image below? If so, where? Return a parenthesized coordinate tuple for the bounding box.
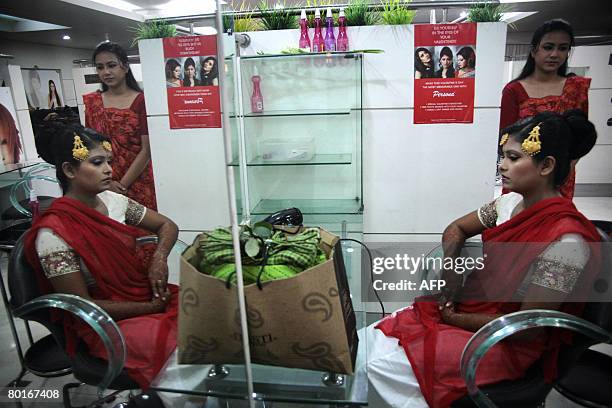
(177, 227, 358, 374)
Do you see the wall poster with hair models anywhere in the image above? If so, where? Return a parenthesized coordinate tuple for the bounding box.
(0, 87, 23, 168)
(414, 23, 477, 124)
(21, 68, 65, 110)
(163, 35, 221, 129)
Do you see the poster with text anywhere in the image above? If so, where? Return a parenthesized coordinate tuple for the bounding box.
(163, 35, 221, 129)
(414, 23, 477, 124)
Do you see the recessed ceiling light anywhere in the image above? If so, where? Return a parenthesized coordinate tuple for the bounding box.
(62, 34, 71, 40)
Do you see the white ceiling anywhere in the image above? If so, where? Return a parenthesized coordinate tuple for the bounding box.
(0, 0, 610, 55)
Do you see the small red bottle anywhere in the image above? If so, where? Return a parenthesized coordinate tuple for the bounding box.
(250, 66, 264, 114)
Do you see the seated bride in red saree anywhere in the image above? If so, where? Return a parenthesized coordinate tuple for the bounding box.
(24, 124, 179, 389)
(366, 110, 601, 408)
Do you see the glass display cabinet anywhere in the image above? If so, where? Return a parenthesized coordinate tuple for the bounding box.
(229, 52, 363, 235)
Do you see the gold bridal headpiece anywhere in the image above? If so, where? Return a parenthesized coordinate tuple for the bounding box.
(72, 134, 89, 161)
(499, 133, 509, 146)
(102, 141, 112, 152)
(521, 123, 542, 156)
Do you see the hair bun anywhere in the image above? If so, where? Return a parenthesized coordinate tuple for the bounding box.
(33, 121, 61, 164)
(562, 109, 597, 160)
(34, 120, 80, 164)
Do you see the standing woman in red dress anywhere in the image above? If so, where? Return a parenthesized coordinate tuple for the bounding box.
(84, 42, 157, 210)
(500, 19, 590, 199)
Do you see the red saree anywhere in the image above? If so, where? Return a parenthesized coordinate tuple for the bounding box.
(376, 197, 600, 407)
(84, 91, 157, 210)
(499, 76, 591, 199)
(24, 197, 177, 388)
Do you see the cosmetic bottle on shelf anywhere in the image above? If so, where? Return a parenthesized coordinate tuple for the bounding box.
(336, 8, 349, 51)
(250, 66, 264, 114)
(312, 8, 325, 52)
(324, 7, 336, 52)
(298, 9, 311, 51)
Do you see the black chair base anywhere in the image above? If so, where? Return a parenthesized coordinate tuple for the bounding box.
(451, 364, 552, 408)
(25, 334, 72, 375)
(554, 349, 612, 408)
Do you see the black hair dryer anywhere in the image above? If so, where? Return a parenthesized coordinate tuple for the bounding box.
(262, 207, 303, 226)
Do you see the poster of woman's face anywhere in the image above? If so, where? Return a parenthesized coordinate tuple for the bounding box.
(415, 45, 477, 79)
(455, 45, 477, 78)
(0, 88, 22, 165)
(164, 55, 219, 88)
(22, 68, 65, 109)
(434, 46, 457, 79)
(414, 47, 435, 79)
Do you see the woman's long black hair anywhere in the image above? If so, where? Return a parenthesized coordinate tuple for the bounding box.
(414, 47, 434, 78)
(92, 41, 142, 93)
(436, 46, 455, 78)
(200, 56, 218, 85)
(183, 57, 197, 86)
(513, 19, 575, 82)
(165, 59, 181, 81)
(48, 80, 62, 107)
(457, 46, 476, 69)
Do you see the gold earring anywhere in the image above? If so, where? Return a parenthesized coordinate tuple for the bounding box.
(521, 123, 542, 156)
(72, 134, 89, 161)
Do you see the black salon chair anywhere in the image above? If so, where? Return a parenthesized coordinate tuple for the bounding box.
(552, 219, 612, 408)
(8, 234, 139, 407)
(455, 225, 612, 408)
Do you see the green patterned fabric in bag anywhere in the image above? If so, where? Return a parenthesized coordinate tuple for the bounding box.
(196, 227, 326, 284)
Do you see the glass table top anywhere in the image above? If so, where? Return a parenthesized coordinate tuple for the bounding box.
(151, 312, 368, 405)
(0, 162, 46, 189)
(0, 162, 41, 176)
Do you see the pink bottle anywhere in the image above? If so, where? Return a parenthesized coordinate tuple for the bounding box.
(250, 66, 263, 113)
(29, 188, 40, 222)
(312, 8, 325, 52)
(336, 8, 349, 51)
(298, 9, 311, 51)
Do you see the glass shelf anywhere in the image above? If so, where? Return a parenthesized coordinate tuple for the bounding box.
(243, 108, 352, 118)
(241, 51, 363, 61)
(251, 199, 362, 215)
(229, 153, 352, 167)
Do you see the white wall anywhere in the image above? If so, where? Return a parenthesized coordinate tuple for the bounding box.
(569, 45, 612, 185)
(0, 39, 92, 107)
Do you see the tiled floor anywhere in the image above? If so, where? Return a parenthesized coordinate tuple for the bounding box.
(1, 196, 611, 407)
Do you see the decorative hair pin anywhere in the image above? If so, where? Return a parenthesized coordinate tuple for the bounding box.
(521, 123, 542, 156)
(72, 134, 89, 161)
(102, 141, 112, 152)
(499, 133, 509, 146)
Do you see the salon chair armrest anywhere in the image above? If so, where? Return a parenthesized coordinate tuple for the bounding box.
(459, 309, 612, 408)
(13, 293, 125, 397)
